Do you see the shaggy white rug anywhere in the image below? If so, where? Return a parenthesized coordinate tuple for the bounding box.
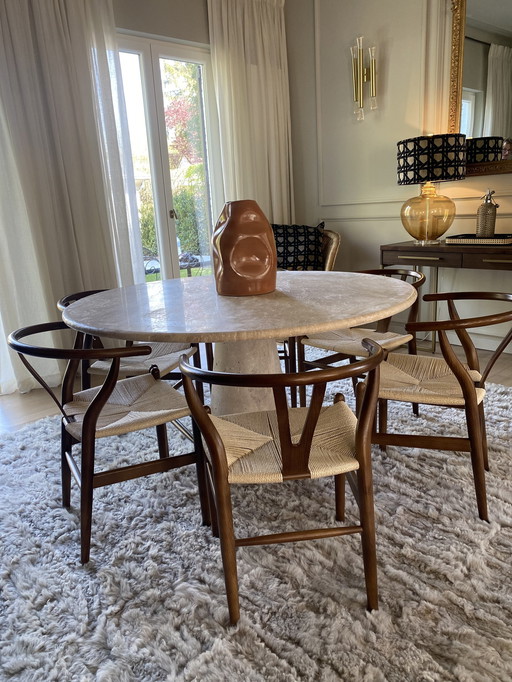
(1, 381, 511, 681)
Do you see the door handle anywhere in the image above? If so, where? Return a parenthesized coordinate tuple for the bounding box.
(397, 255, 441, 261)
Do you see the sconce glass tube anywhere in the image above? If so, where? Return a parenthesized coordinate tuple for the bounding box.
(351, 36, 377, 121)
(350, 44, 362, 119)
(369, 46, 377, 110)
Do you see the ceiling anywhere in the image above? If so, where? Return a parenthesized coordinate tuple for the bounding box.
(466, 0, 512, 39)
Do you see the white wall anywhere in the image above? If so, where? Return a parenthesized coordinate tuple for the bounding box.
(286, 0, 512, 255)
(113, 0, 209, 44)
(285, 0, 449, 269)
(285, 0, 512, 348)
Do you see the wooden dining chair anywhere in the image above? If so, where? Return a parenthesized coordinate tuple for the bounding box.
(179, 339, 384, 625)
(271, 223, 340, 274)
(8, 321, 209, 564)
(295, 268, 425, 408)
(298, 268, 425, 371)
(274, 228, 341, 396)
(57, 290, 197, 390)
(363, 291, 512, 521)
(321, 229, 342, 272)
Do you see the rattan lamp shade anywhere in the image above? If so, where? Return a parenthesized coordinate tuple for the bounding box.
(466, 136, 503, 163)
(397, 134, 466, 244)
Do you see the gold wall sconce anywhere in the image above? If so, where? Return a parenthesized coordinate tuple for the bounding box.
(351, 36, 377, 121)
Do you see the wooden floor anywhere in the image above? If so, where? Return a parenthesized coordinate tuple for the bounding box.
(0, 348, 511, 434)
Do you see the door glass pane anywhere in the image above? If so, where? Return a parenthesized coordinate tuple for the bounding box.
(159, 58, 213, 277)
(119, 51, 162, 282)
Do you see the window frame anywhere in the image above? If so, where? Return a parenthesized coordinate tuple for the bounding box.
(117, 33, 223, 279)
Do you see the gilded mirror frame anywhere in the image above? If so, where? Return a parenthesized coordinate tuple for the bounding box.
(448, 0, 512, 175)
(448, 0, 465, 135)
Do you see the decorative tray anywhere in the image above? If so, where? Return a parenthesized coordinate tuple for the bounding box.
(444, 233, 512, 245)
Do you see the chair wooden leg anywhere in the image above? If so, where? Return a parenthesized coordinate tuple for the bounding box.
(296, 337, 305, 372)
(209, 491, 220, 538)
(349, 356, 359, 394)
(335, 474, 345, 521)
(281, 339, 290, 374)
(478, 402, 489, 471)
(465, 401, 489, 522)
(80, 435, 95, 564)
(356, 468, 378, 611)
(80, 334, 93, 390)
(192, 419, 211, 527)
(288, 337, 298, 407)
(296, 339, 307, 407)
(203, 461, 219, 537)
(355, 381, 364, 417)
(215, 480, 240, 624)
(61, 423, 72, 509)
(377, 399, 388, 452)
(205, 343, 214, 371)
(156, 423, 169, 458)
(195, 459, 211, 527)
(192, 345, 205, 404)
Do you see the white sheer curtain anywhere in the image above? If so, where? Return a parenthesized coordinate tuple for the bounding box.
(0, 0, 140, 394)
(207, 0, 294, 224)
(483, 43, 512, 140)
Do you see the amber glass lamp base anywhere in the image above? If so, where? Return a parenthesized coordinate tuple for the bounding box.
(400, 181, 455, 245)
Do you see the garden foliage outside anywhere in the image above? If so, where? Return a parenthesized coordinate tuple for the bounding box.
(138, 59, 212, 276)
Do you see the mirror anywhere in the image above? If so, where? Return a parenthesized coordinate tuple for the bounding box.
(449, 0, 512, 176)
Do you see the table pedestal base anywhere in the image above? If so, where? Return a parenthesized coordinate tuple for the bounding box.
(210, 339, 282, 415)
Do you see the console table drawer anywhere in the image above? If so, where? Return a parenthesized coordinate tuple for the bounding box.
(463, 253, 512, 271)
(382, 250, 462, 268)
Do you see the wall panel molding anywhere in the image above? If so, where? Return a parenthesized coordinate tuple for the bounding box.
(315, 0, 429, 208)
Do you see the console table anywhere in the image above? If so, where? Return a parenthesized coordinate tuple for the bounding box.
(380, 240, 512, 271)
(380, 240, 512, 351)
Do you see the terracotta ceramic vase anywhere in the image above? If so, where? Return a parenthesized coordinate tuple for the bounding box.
(212, 199, 277, 296)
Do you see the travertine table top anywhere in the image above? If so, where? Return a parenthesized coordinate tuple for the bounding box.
(63, 271, 416, 343)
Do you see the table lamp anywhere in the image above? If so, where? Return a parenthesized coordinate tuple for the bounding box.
(397, 134, 466, 244)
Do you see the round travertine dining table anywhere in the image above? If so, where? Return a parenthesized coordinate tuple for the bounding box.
(62, 271, 416, 415)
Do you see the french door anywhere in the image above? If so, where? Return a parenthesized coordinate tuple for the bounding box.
(117, 35, 222, 281)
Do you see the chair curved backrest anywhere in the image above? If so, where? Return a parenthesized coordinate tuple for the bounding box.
(271, 224, 340, 272)
(180, 340, 383, 479)
(56, 290, 107, 312)
(322, 229, 340, 271)
(357, 269, 426, 334)
(407, 291, 512, 387)
(8, 321, 152, 416)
